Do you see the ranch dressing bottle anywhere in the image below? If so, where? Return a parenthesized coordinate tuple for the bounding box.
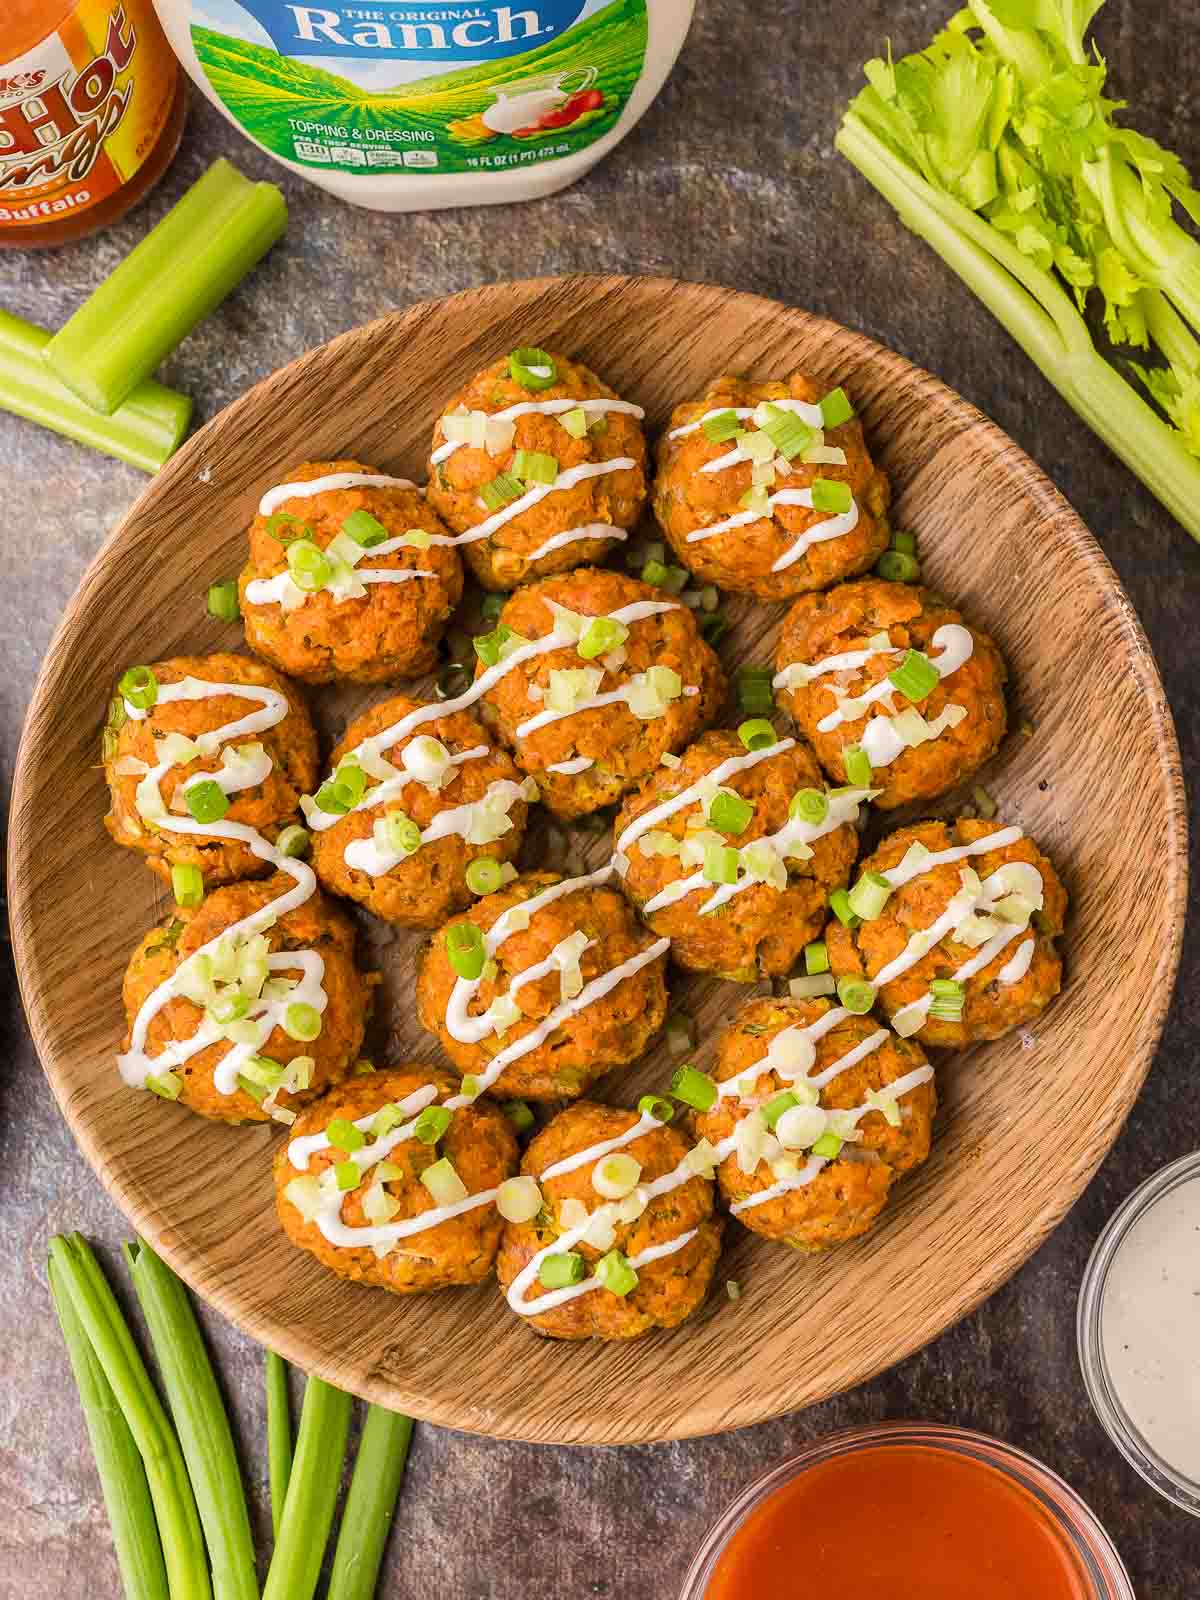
(150, 0, 695, 212)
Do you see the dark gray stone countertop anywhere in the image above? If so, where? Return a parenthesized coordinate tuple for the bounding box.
(2, 1, 1199, 1593)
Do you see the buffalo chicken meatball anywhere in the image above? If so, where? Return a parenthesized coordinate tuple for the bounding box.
(613, 729, 860, 981)
(426, 349, 647, 590)
(120, 875, 372, 1125)
(309, 697, 533, 929)
(239, 460, 463, 684)
(275, 1065, 518, 1295)
(496, 1101, 723, 1340)
(825, 819, 1067, 1050)
(693, 996, 935, 1252)
(653, 373, 890, 601)
(416, 870, 669, 1102)
(774, 579, 1008, 810)
(475, 568, 725, 821)
(103, 652, 318, 890)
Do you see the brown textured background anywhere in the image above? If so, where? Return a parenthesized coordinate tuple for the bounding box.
(2, 0, 1199, 1592)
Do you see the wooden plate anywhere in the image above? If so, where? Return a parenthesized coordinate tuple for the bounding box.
(10, 276, 1187, 1445)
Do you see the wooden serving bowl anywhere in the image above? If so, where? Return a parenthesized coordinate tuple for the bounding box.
(9, 276, 1186, 1445)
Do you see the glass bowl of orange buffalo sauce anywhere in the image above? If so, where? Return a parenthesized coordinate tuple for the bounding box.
(679, 1423, 1134, 1600)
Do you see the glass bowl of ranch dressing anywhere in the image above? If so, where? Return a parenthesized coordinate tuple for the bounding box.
(1078, 1149, 1200, 1516)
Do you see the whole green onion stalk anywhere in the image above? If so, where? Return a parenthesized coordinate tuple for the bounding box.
(327, 1405, 414, 1600)
(265, 1350, 294, 1542)
(261, 1376, 353, 1600)
(837, 0, 1200, 543)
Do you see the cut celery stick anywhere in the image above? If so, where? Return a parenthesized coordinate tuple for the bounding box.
(0, 309, 190, 473)
(44, 158, 286, 415)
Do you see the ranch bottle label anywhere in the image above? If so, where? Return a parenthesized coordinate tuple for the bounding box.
(0, 0, 177, 230)
(190, 0, 647, 176)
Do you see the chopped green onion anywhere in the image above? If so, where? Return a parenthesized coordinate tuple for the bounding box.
(760, 403, 814, 460)
(709, 790, 754, 834)
(820, 387, 855, 428)
(480, 472, 525, 511)
(829, 887, 861, 929)
(465, 857, 504, 896)
(106, 695, 127, 731)
(790, 973, 837, 999)
(286, 539, 332, 593)
(413, 1106, 453, 1145)
(330, 758, 366, 811)
(265, 511, 311, 544)
(560, 406, 588, 438)
(737, 717, 777, 752)
(637, 1094, 675, 1124)
(595, 1250, 638, 1298)
(334, 1161, 360, 1191)
(726, 1279, 743, 1302)
(762, 1091, 800, 1129)
(446, 922, 486, 980)
(421, 1157, 468, 1206)
(577, 615, 629, 660)
(314, 781, 348, 816)
(843, 746, 872, 788)
(665, 1012, 695, 1057)
(930, 978, 966, 1020)
(837, 976, 876, 1014)
(508, 347, 557, 390)
(703, 842, 740, 885)
(891, 529, 917, 555)
(185, 780, 230, 824)
(846, 871, 893, 922)
(670, 1063, 718, 1112)
(276, 824, 310, 859)
(735, 666, 774, 715)
(382, 809, 421, 857)
(740, 485, 772, 517)
(474, 623, 527, 667)
(341, 509, 389, 548)
(118, 665, 158, 712)
(805, 940, 830, 976)
(236, 1073, 267, 1104)
(207, 580, 240, 622)
(171, 862, 204, 909)
(811, 1132, 844, 1159)
(888, 649, 940, 703)
(146, 1071, 183, 1100)
(876, 550, 921, 583)
(503, 1100, 535, 1134)
(44, 159, 286, 416)
(265, 1350, 292, 1543)
(539, 1252, 585, 1289)
(283, 1003, 322, 1043)
(811, 478, 853, 515)
(641, 558, 669, 587)
(512, 449, 558, 485)
(326, 1404, 413, 1600)
(480, 592, 507, 622)
(0, 308, 190, 474)
(790, 788, 829, 826)
(261, 1376, 353, 1600)
(702, 409, 743, 443)
(973, 785, 998, 820)
(326, 1118, 365, 1154)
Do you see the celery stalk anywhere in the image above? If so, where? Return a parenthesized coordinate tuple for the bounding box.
(327, 1405, 414, 1600)
(48, 1235, 211, 1600)
(45, 158, 286, 415)
(0, 309, 190, 473)
(265, 1350, 293, 1542)
(49, 1259, 170, 1600)
(261, 1376, 353, 1600)
(125, 1242, 258, 1600)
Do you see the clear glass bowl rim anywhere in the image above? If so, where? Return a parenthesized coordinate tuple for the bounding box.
(677, 1420, 1135, 1600)
(1077, 1146, 1200, 1518)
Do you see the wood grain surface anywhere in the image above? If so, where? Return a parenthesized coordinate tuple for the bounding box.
(8, 275, 1187, 1445)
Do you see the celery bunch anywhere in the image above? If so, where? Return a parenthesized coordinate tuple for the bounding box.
(837, 0, 1200, 542)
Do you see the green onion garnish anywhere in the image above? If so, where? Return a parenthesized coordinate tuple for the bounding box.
(829, 887, 861, 929)
(637, 1094, 675, 1123)
(891, 529, 917, 555)
(446, 922, 486, 980)
(641, 558, 669, 587)
(481, 592, 507, 622)
(790, 788, 829, 826)
(466, 857, 507, 898)
(735, 666, 774, 715)
(972, 785, 998, 820)
(820, 388, 855, 428)
(480, 472, 525, 512)
(759, 404, 814, 460)
(595, 1250, 638, 1298)
(283, 1003, 322, 1043)
(508, 347, 558, 391)
(888, 649, 940, 703)
(276, 824, 310, 859)
(577, 616, 629, 660)
(539, 1252, 585, 1289)
(330, 758, 366, 812)
(413, 1106, 453, 1145)
(286, 539, 332, 593)
(211, 993, 250, 1025)
(118, 665, 158, 712)
(811, 478, 853, 515)
(314, 781, 349, 816)
(701, 409, 743, 443)
(930, 978, 966, 1020)
(811, 1132, 843, 1159)
(805, 940, 830, 975)
(171, 862, 204, 908)
(560, 406, 588, 438)
(147, 1071, 183, 1100)
(342, 509, 389, 548)
(762, 1091, 800, 1129)
(670, 1063, 718, 1112)
(106, 695, 127, 731)
(326, 1118, 365, 1154)
(709, 791, 754, 834)
(207, 580, 240, 622)
(836, 976, 876, 1014)
(185, 780, 230, 824)
(703, 842, 740, 885)
(334, 1161, 360, 1191)
(264, 511, 311, 544)
(473, 623, 526, 667)
(512, 449, 558, 485)
(843, 746, 872, 788)
(846, 871, 893, 922)
(382, 810, 421, 857)
(236, 1073, 267, 1103)
(503, 1100, 535, 1134)
(876, 550, 921, 583)
(737, 717, 776, 752)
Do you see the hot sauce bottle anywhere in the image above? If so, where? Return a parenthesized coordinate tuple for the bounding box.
(0, 0, 186, 248)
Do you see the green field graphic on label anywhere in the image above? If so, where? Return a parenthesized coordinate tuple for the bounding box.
(192, 0, 647, 177)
